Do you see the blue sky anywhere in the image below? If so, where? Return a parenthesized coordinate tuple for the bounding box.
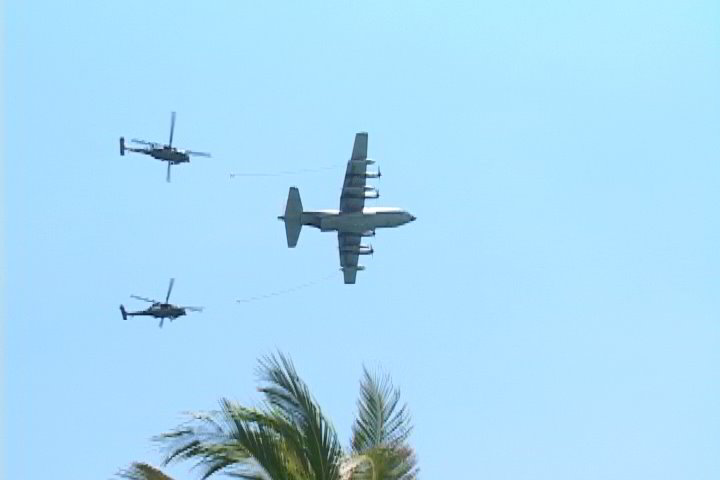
(4, 1, 719, 479)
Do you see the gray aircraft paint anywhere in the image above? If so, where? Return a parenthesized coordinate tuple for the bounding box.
(279, 133, 416, 284)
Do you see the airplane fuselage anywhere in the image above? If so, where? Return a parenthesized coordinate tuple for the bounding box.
(300, 207, 415, 234)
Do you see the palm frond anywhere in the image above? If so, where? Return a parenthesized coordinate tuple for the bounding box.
(235, 405, 310, 478)
(156, 402, 297, 480)
(156, 352, 341, 480)
(344, 448, 418, 480)
(257, 352, 343, 480)
(352, 367, 412, 451)
(152, 354, 417, 480)
(117, 463, 174, 480)
(219, 399, 303, 480)
(350, 368, 418, 479)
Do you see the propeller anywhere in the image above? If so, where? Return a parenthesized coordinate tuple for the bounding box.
(131, 295, 157, 303)
(166, 162, 172, 183)
(168, 111, 176, 147)
(185, 150, 211, 157)
(165, 278, 175, 303)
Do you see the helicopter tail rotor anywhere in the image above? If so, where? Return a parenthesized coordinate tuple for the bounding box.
(120, 305, 128, 320)
(120, 137, 126, 156)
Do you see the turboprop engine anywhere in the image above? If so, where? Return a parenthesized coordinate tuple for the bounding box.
(350, 158, 376, 165)
(341, 265, 366, 272)
(343, 186, 379, 199)
(349, 169, 381, 179)
(340, 244, 374, 255)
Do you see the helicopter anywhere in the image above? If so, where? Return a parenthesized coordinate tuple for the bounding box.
(119, 112, 211, 182)
(119, 278, 203, 328)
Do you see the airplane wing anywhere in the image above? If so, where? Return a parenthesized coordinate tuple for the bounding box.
(338, 233, 361, 284)
(339, 132, 369, 213)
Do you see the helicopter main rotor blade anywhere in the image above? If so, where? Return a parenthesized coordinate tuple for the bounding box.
(166, 162, 172, 183)
(131, 295, 157, 303)
(168, 111, 176, 148)
(186, 151, 212, 158)
(130, 139, 157, 146)
(165, 278, 175, 303)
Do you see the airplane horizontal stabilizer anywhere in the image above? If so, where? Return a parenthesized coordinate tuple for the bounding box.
(282, 187, 303, 248)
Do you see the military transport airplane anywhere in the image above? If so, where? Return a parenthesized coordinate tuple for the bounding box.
(278, 132, 416, 284)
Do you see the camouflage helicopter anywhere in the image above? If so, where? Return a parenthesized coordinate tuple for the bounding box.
(119, 112, 211, 182)
(120, 278, 203, 328)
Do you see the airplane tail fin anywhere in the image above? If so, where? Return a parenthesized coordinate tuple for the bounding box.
(120, 305, 128, 320)
(279, 187, 303, 248)
(120, 137, 126, 156)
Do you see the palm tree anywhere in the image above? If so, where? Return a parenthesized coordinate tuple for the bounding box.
(131, 352, 417, 480)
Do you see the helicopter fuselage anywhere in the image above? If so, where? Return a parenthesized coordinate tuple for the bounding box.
(131, 303, 186, 319)
(145, 148, 190, 164)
